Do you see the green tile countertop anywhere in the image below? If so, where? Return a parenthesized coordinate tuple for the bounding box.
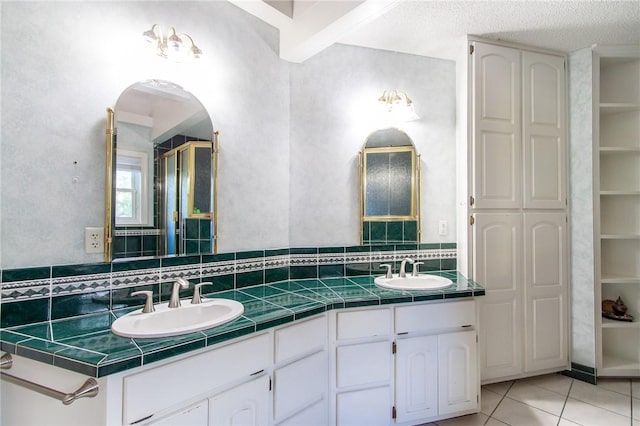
(0, 272, 484, 377)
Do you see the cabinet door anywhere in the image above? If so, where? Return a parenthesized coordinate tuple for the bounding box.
(438, 331, 478, 416)
(473, 213, 523, 380)
(150, 401, 208, 426)
(471, 42, 522, 209)
(273, 351, 327, 422)
(524, 213, 568, 372)
(523, 51, 567, 209)
(209, 375, 269, 426)
(395, 335, 438, 423)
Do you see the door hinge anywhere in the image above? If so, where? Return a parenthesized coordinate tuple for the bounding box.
(477, 394, 480, 403)
(392, 406, 397, 419)
(269, 377, 272, 391)
(392, 341, 396, 354)
(470, 195, 475, 206)
(469, 44, 474, 55)
(470, 216, 475, 226)
(476, 334, 479, 343)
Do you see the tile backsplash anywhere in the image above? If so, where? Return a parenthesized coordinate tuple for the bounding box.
(0, 243, 456, 328)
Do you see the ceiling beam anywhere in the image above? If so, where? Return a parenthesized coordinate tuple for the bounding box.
(228, 0, 402, 63)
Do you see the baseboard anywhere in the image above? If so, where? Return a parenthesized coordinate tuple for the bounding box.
(562, 362, 597, 385)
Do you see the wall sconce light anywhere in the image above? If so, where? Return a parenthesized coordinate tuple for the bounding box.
(142, 24, 203, 61)
(378, 90, 419, 122)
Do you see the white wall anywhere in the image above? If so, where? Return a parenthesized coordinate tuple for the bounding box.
(289, 44, 457, 247)
(1, 2, 458, 269)
(0, 1, 290, 268)
(568, 48, 596, 368)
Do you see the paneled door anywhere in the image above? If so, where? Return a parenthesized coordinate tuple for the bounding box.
(523, 213, 568, 372)
(522, 51, 567, 209)
(438, 331, 478, 416)
(473, 213, 523, 381)
(471, 42, 522, 209)
(395, 335, 438, 423)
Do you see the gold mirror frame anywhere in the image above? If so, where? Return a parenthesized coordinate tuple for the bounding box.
(104, 81, 218, 261)
(358, 128, 421, 245)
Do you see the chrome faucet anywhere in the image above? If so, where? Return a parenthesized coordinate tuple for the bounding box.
(168, 278, 190, 308)
(399, 258, 414, 278)
(412, 261, 424, 277)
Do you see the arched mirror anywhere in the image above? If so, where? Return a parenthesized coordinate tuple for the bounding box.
(359, 127, 421, 244)
(105, 79, 218, 260)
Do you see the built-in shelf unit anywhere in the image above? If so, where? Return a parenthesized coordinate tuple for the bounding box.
(594, 46, 640, 377)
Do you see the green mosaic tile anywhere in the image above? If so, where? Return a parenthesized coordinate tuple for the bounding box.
(239, 285, 286, 298)
(143, 339, 207, 365)
(1, 266, 50, 282)
(9, 323, 51, 340)
(403, 221, 418, 242)
(387, 221, 403, 242)
(97, 355, 143, 377)
(51, 312, 113, 340)
(269, 281, 309, 292)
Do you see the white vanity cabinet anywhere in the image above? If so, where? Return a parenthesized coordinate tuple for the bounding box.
(331, 300, 479, 426)
(394, 300, 478, 424)
(2, 298, 481, 426)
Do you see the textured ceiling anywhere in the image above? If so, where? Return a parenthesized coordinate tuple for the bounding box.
(339, 0, 640, 60)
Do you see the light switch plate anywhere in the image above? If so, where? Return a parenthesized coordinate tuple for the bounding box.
(438, 220, 448, 236)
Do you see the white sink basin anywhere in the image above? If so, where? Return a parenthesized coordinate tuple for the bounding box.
(374, 274, 453, 291)
(111, 299, 244, 338)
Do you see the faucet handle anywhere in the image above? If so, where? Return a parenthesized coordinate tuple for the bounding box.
(191, 282, 213, 304)
(412, 262, 424, 277)
(131, 291, 155, 313)
(379, 264, 393, 279)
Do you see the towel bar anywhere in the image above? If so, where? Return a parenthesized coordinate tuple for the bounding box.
(0, 353, 99, 405)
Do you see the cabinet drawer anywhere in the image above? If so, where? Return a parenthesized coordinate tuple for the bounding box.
(123, 333, 270, 425)
(275, 315, 327, 363)
(395, 300, 476, 334)
(336, 308, 392, 340)
(273, 351, 328, 420)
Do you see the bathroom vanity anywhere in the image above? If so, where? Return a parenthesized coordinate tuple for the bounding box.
(1, 274, 483, 426)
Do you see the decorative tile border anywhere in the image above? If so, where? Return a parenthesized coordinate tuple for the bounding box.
(0, 244, 457, 325)
(0, 278, 50, 301)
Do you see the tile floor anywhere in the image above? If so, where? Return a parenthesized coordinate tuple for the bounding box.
(423, 373, 639, 426)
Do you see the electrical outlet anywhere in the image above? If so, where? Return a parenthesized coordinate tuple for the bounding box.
(438, 220, 448, 236)
(85, 227, 104, 253)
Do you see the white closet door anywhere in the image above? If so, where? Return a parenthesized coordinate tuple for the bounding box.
(473, 213, 523, 380)
(522, 51, 567, 209)
(523, 213, 569, 372)
(472, 42, 522, 209)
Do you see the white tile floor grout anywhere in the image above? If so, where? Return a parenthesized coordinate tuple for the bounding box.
(421, 373, 639, 426)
